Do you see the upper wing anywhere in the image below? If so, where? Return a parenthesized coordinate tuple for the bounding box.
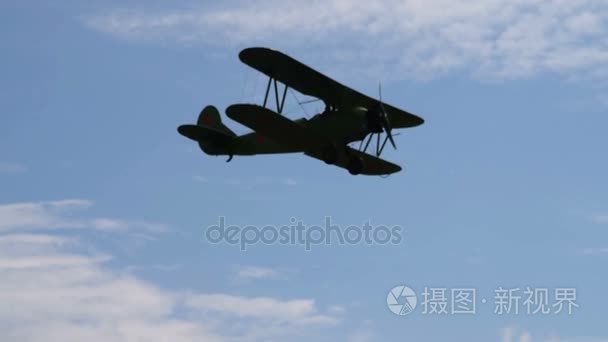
(226, 104, 402, 175)
(239, 47, 424, 129)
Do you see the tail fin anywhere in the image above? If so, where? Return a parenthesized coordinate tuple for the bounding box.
(198, 106, 236, 137)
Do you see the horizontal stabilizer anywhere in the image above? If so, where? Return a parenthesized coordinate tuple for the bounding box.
(177, 124, 233, 143)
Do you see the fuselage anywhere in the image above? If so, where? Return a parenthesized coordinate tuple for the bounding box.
(223, 106, 370, 156)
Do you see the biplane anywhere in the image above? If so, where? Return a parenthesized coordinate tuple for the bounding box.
(178, 47, 424, 176)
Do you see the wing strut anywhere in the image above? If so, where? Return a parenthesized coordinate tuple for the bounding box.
(358, 132, 401, 157)
(262, 76, 288, 115)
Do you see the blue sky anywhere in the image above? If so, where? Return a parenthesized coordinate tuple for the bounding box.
(1, 0, 608, 341)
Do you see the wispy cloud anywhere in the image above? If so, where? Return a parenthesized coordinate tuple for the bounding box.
(195, 176, 299, 190)
(186, 293, 338, 325)
(0, 233, 220, 341)
(192, 175, 208, 183)
(465, 256, 483, 265)
(501, 326, 608, 342)
(86, 0, 608, 81)
(348, 328, 375, 342)
(235, 265, 282, 280)
(591, 214, 608, 224)
(346, 319, 374, 342)
(580, 247, 608, 256)
(0, 232, 339, 341)
(0, 199, 91, 231)
(0, 199, 166, 233)
(125, 263, 182, 273)
(0, 254, 111, 269)
(0, 233, 69, 245)
(0, 162, 26, 174)
(0, 197, 341, 341)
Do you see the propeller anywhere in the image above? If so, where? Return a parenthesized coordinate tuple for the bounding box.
(360, 83, 398, 157)
(378, 84, 396, 150)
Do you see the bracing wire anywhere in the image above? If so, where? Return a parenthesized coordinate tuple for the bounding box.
(240, 67, 250, 103)
(288, 88, 311, 118)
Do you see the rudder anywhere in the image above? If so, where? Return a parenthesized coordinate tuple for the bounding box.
(198, 106, 236, 137)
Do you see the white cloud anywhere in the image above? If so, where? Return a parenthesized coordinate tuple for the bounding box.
(90, 218, 167, 232)
(0, 232, 339, 341)
(0, 200, 91, 231)
(0, 200, 166, 233)
(86, 0, 608, 80)
(0, 255, 111, 269)
(0, 233, 69, 245)
(0, 199, 340, 341)
(0, 233, 217, 342)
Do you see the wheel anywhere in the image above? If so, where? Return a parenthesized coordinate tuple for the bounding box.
(347, 155, 364, 175)
(322, 145, 338, 165)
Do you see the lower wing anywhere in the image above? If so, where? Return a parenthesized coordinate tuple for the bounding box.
(226, 104, 402, 175)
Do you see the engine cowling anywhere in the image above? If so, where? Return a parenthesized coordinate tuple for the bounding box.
(321, 145, 339, 165)
(365, 105, 385, 134)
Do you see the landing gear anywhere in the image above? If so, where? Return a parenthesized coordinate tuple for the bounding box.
(322, 145, 338, 165)
(347, 155, 364, 175)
